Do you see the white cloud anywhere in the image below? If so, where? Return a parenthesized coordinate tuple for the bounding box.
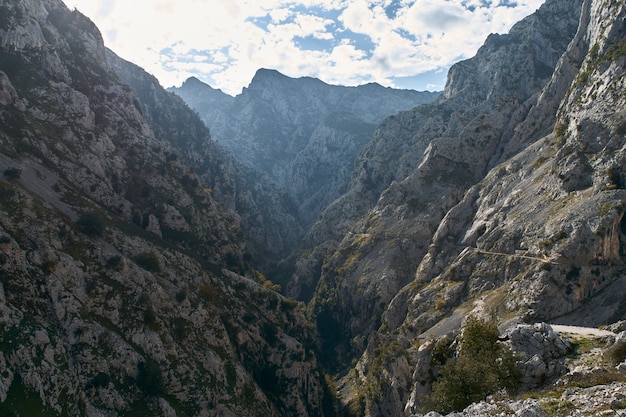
(62, 0, 545, 95)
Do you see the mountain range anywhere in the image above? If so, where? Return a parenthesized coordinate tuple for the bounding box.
(169, 70, 439, 226)
(0, 0, 625, 416)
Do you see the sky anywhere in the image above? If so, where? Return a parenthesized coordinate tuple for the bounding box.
(61, 0, 545, 96)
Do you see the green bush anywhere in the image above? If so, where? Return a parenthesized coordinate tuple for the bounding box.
(133, 251, 161, 272)
(426, 317, 522, 414)
(136, 361, 164, 396)
(198, 282, 219, 303)
(76, 211, 105, 236)
(3, 167, 21, 180)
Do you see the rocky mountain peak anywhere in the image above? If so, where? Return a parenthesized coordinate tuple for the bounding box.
(443, 0, 580, 104)
(178, 75, 228, 95)
(250, 67, 291, 83)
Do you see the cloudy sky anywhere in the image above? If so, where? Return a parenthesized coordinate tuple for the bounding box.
(61, 0, 545, 96)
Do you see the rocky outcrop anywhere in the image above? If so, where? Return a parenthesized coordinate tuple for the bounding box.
(505, 323, 571, 389)
(414, 323, 626, 417)
(0, 1, 328, 416)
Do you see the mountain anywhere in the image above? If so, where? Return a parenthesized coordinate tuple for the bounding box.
(295, 0, 583, 301)
(2, 0, 626, 416)
(298, 0, 626, 414)
(104, 49, 304, 274)
(170, 70, 440, 226)
(306, 0, 583, 351)
(0, 1, 328, 416)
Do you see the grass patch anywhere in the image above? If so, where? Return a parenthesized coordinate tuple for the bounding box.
(541, 398, 577, 417)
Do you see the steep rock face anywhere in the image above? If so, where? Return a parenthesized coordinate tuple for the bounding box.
(105, 50, 304, 272)
(306, 0, 583, 359)
(304, 0, 580, 249)
(0, 1, 328, 416)
(332, 0, 626, 415)
(170, 70, 439, 226)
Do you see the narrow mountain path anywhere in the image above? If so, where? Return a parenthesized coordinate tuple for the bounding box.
(473, 248, 558, 264)
(550, 324, 615, 337)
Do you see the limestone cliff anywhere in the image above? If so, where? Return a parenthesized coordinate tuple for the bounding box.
(315, 0, 626, 415)
(0, 1, 328, 416)
(306, 0, 582, 340)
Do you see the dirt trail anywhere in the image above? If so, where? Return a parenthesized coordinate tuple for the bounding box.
(550, 324, 615, 338)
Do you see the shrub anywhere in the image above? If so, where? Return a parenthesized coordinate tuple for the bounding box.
(105, 255, 122, 270)
(172, 318, 189, 341)
(87, 372, 110, 389)
(76, 211, 105, 236)
(198, 282, 219, 303)
(136, 361, 164, 396)
(426, 317, 522, 414)
(133, 251, 161, 272)
(3, 167, 21, 180)
(175, 289, 187, 302)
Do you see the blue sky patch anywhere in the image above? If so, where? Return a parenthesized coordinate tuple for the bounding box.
(391, 68, 448, 91)
(294, 35, 334, 52)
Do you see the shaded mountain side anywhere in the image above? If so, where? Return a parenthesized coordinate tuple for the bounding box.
(317, 0, 626, 415)
(0, 1, 328, 416)
(105, 50, 304, 273)
(170, 70, 440, 226)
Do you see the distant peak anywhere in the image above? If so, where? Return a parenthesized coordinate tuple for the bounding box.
(182, 76, 208, 87)
(178, 76, 229, 95)
(254, 68, 286, 78)
(249, 69, 291, 87)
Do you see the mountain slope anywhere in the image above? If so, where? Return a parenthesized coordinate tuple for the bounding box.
(309, 0, 626, 414)
(301, 0, 582, 311)
(105, 49, 304, 273)
(0, 1, 327, 416)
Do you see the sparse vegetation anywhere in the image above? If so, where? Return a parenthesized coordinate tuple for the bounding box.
(541, 399, 577, 416)
(133, 251, 161, 272)
(3, 167, 21, 180)
(105, 255, 123, 270)
(601, 37, 626, 64)
(136, 360, 164, 396)
(76, 211, 105, 236)
(198, 282, 220, 303)
(554, 120, 568, 140)
(425, 316, 522, 414)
